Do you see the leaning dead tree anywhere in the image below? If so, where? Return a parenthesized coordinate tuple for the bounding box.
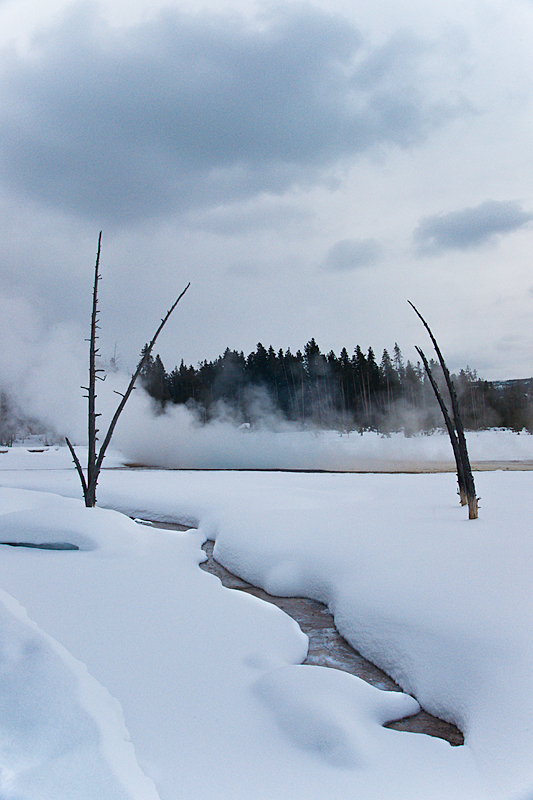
(414, 345, 467, 503)
(409, 302, 478, 519)
(66, 233, 190, 507)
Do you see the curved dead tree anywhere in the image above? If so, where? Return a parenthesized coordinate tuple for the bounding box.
(409, 302, 478, 519)
(415, 346, 466, 504)
(66, 233, 190, 507)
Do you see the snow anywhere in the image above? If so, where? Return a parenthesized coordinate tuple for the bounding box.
(0, 432, 532, 798)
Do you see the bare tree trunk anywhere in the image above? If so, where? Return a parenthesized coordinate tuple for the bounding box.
(410, 302, 478, 519)
(86, 232, 104, 506)
(452, 388, 479, 519)
(415, 346, 466, 505)
(67, 233, 190, 507)
(67, 233, 103, 507)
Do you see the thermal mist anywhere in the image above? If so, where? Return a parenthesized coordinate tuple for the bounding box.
(111, 387, 533, 470)
(2, 299, 533, 471)
(0, 296, 86, 441)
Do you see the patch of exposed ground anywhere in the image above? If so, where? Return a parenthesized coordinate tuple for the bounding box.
(141, 519, 463, 746)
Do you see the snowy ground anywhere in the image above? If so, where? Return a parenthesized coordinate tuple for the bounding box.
(0, 430, 532, 799)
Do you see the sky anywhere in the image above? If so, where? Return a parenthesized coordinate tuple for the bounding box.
(1, 0, 533, 381)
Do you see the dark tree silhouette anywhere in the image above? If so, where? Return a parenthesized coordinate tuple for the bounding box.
(415, 345, 467, 506)
(409, 302, 478, 519)
(66, 233, 189, 507)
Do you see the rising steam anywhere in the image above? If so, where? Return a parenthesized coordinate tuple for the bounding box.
(1, 295, 533, 470)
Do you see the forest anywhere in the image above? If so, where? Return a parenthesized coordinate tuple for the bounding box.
(135, 339, 533, 435)
(1, 339, 532, 446)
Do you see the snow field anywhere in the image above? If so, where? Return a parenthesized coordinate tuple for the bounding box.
(0, 437, 532, 798)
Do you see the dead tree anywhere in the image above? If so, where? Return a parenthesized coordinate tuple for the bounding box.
(415, 345, 466, 504)
(66, 233, 190, 507)
(409, 302, 478, 519)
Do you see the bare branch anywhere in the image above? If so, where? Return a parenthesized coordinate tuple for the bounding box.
(85, 231, 103, 506)
(65, 437, 88, 496)
(89, 283, 190, 496)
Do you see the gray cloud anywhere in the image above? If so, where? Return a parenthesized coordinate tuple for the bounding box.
(183, 200, 313, 235)
(0, 3, 466, 225)
(323, 238, 382, 271)
(413, 200, 533, 255)
(354, 30, 426, 90)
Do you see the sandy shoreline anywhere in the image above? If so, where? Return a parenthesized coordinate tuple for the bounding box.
(125, 460, 533, 473)
(339, 459, 533, 473)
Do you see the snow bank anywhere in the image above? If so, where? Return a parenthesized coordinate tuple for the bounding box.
(0, 445, 124, 472)
(93, 467, 533, 799)
(0, 493, 162, 799)
(1, 446, 532, 798)
(3, 428, 533, 476)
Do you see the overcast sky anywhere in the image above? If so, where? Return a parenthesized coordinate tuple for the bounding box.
(1, 0, 533, 381)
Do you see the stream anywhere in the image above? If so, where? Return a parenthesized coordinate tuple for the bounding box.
(143, 519, 463, 747)
(200, 540, 463, 746)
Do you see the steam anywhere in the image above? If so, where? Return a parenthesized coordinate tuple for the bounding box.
(2, 295, 533, 470)
(111, 387, 533, 470)
(0, 296, 86, 441)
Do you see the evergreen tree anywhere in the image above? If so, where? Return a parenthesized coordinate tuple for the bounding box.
(352, 346, 369, 422)
(137, 347, 168, 405)
(134, 335, 533, 435)
(247, 343, 270, 385)
(380, 348, 400, 422)
(404, 360, 422, 407)
(393, 343, 405, 384)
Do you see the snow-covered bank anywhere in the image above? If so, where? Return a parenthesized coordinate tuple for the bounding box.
(0, 444, 532, 798)
(96, 466, 533, 799)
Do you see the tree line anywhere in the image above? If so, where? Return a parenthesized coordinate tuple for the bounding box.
(136, 339, 533, 434)
(1, 339, 532, 447)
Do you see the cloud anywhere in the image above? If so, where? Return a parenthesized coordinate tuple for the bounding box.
(323, 238, 382, 271)
(413, 200, 533, 255)
(0, 3, 466, 225)
(183, 199, 313, 235)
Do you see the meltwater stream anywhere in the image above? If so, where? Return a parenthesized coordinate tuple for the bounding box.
(200, 540, 463, 745)
(139, 519, 462, 746)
